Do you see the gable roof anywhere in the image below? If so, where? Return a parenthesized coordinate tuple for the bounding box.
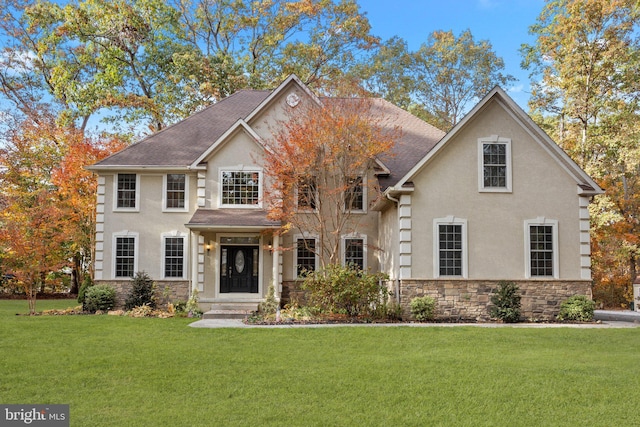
(391, 86, 604, 196)
(89, 89, 272, 169)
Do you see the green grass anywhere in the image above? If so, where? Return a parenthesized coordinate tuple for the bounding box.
(1, 299, 639, 426)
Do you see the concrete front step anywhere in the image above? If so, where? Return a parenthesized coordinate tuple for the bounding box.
(203, 310, 253, 320)
(203, 302, 258, 319)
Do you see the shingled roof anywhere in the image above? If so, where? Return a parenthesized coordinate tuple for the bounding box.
(92, 89, 272, 168)
(90, 85, 446, 191)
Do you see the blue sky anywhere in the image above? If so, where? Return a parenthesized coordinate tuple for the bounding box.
(362, 0, 546, 110)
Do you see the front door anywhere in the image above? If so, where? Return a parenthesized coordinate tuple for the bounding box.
(220, 246, 259, 293)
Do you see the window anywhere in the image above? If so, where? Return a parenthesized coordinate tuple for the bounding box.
(345, 176, 364, 211)
(433, 217, 468, 278)
(221, 170, 261, 206)
(114, 234, 137, 278)
(294, 237, 317, 278)
(343, 236, 366, 270)
(116, 173, 138, 209)
(297, 176, 317, 210)
(478, 137, 512, 192)
(525, 218, 559, 278)
(165, 174, 187, 210)
(164, 236, 185, 278)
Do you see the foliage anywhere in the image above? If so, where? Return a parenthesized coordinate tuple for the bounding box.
(521, 0, 640, 302)
(124, 271, 157, 310)
(410, 295, 437, 321)
(77, 275, 94, 304)
(412, 29, 515, 130)
(490, 281, 521, 323)
(263, 95, 399, 267)
(301, 264, 389, 317)
(258, 281, 279, 315)
(83, 284, 116, 313)
(0, 0, 377, 133)
(557, 295, 596, 322)
(185, 287, 202, 318)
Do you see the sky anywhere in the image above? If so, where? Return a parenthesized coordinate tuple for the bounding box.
(362, 0, 546, 110)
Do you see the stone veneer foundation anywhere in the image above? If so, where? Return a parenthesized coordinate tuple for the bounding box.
(95, 280, 189, 309)
(282, 279, 592, 322)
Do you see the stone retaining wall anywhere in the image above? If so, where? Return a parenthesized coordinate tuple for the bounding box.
(95, 280, 190, 309)
(282, 279, 592, 321)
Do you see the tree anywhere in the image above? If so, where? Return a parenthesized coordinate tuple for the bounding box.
(521, 0, 640, 306)
(263, 95, 399, 268)
(412, 29, 515, 130)
(0, 111, 125, 312)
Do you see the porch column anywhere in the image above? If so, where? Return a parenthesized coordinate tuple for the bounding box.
(272, 234, 281, 300)
(190, 230, 204, 293)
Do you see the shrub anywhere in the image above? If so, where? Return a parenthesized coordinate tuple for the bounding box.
(185, 288, 202, 318)
(410, 295, 437, 321)
(490, 281, 521, 323)
(77, 275, 94, 304)
(258, 282, 279, 315)
(301, 264, 389, 317)
(557, 295, 595, 322)
(124, 272, 157, 310)
(83, 285, 116, 313)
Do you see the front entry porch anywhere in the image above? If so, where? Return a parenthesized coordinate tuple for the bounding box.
(185, 208, 283, 317)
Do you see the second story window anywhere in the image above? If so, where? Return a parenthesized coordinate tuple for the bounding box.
(478, 137, 512, 192)
(344, 176, 364, 211)
(297, 176, 317, 210)
(116, 173, 137, 209)
(165, 174, 186, 210)
(221, 171, 261, 206)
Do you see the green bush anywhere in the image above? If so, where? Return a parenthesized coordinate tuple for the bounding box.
(83, 285, 116, 313)
(258, 282, 279, 315)
(124, 272, 157, 310)
(557, 295, 595, 322)
(490, 281, 521, 323)
(410, 295, 437, 321)
(77, 275, 94, 304)
(301, 264, 389, 317)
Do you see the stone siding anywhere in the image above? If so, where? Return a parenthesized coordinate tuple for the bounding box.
(396, 279, 592, 321)
(95, 280, 190, 309)
(283, 279, 592, 321)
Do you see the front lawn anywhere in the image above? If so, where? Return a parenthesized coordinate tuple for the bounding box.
(1, 299, 639, 426)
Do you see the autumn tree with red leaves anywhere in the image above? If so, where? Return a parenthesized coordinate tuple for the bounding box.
(263, 96, 399, 268)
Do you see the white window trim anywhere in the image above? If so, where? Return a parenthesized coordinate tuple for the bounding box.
(343, 174, 367, 214)
(433, 216, 468, 279)
(162, 174, 189, 212)
(161, 231, 188, 279)
(219, 167, 263, 208)
(341, 233, 368, 270)
(113, 173, 140, 212)
(112, 230, 139, 279)
(478, 136, 512, 193)
(524, 218, 559, 279)
(293, 233, 319, 279)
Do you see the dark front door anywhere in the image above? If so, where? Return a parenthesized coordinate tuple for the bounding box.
(220, 246, 259, 293)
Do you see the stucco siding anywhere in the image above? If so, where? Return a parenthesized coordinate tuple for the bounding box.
(99, 172, 196, 281)
(408, 100, 583, 280)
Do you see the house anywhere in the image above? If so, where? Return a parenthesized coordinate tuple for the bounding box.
(88, 75, 603, 320)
